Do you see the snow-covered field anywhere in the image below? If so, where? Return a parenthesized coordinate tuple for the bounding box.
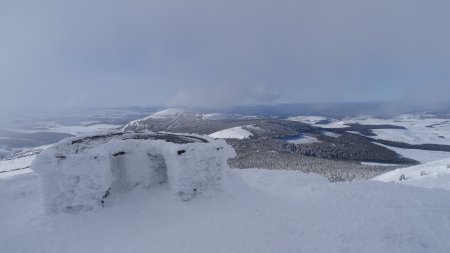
(46, 123, 121, 135)
(6, 123, 122, 135)
(288, 114, 450, 163)
(2, 168, 450, 253)
(0, 156, 33, 172)
(289, 114, 450, 145)
(346, 115, 450, 145)
(0, 156, 34, 179)
(287, 116, 348, 128)
(285, 135, 321, 144)
(209, 126, 254, 139)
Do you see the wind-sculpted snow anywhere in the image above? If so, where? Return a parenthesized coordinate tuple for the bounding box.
(31, 132, 235, 213)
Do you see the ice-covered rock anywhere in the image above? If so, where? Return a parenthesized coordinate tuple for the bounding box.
(31, 132, 235, 213)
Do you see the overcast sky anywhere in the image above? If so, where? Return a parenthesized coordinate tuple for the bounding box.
(1, 0, 450, 111)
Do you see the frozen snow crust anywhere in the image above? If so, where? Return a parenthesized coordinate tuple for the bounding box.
(31, 131, 235, 213)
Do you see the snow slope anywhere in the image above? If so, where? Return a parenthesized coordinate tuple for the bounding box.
(209, 126, 253, 139)
(123, 108, 186, 130)
(373, 158, 450, 190)
(147, 108, 185, 119)
(2, 168, 450, 253)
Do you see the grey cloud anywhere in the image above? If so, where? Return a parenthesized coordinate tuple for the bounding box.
(1, 0, 450, 112)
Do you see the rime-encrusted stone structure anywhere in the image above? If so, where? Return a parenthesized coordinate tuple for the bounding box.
(31, 132, 235, 213)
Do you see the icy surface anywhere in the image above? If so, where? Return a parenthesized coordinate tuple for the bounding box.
(373, 158, 450, 190)
(2, 169, 450, 253)
(31, 132, 235, 213)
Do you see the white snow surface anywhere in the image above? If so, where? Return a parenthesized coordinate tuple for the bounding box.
(200, 113, 229, 120)
(0, 156, 34, 173)
(285, 135, 321, 144)
(209, 126, 253, 139)
(0, 145, 51, 179)
(361, 162, 401, 167)
(0, 159, 34, 179)
(31, 132, 235, 213)
(2, 168, 450, 253)
(322, 131, 341, 137)
(373, 158, 450, 190)
(0, 156, 34, 179)
(9, 123, 121, 135)
(287, 116, 348, 128)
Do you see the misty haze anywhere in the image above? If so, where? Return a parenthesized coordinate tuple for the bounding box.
(1, 1, 450, 253)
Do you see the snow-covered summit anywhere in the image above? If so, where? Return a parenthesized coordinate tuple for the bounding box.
(122, 108, 209, 132)
(148, 108, 185, 119)
(122, 108, 186, 131)
(31, 131, 235, 213)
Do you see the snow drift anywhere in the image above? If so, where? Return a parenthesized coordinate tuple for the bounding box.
(31, 132, 235, 213)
